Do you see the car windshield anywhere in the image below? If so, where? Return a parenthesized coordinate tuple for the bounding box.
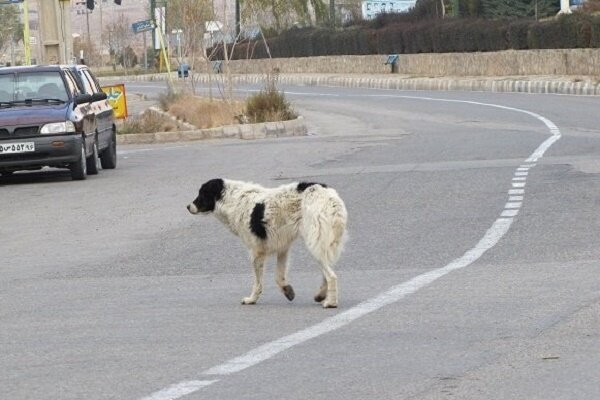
(0, 71, 68, 103)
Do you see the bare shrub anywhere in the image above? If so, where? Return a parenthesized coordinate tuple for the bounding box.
(245, 88, 297, 123)
(158, 89, 186, 111)
(244, 69, 296, 123)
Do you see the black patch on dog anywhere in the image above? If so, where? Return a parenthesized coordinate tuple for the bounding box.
(250, 202, 267, 239)
(296, 182, 327, 192)
(193, 178, 224, 212)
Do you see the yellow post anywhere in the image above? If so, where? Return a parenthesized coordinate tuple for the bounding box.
(22, 0, 31, 65)
(156, 25, 173, 88)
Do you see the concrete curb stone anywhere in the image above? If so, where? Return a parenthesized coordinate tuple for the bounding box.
(116, 116, 307, 145)
(102, 73, 600, 96)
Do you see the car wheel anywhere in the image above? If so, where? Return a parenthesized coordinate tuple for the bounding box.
(86, 139, 100, 175)
(100, 131, 117, 169)
(70, 140, 87, 180)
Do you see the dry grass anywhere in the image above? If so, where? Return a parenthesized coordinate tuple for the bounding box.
(167, 95, 245, 129)
(118, 111, 177, 134)
(119, 76, 296, 134)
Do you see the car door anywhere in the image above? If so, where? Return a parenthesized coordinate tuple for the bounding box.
(81, 68, 113, 152)
(63, 69, 94, 156)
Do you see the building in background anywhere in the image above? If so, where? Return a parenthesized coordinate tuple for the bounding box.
(361, 0, 416, 20)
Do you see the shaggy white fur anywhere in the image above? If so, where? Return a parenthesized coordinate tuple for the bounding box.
(187, 179, 348, 308)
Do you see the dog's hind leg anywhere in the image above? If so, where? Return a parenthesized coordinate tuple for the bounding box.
(276, 250, 295, 301)
(242, 251, 266, 305)
(317, 261, 338, 308)
(314, 275, 327, 303)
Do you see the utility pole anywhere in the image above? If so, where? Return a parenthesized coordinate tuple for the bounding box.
(99, 0, 104, 66)
(9, 27, 14, 65)
(235, 0, 240, 38)
(150, 0, 156, 50)
(22, 0, 31, 65)
(85, 6, 91, 59)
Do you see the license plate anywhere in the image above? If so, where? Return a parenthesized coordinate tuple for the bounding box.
(0, 142, 35, 154)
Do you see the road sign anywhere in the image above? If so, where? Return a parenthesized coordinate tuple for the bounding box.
(101, 84, 128, 120)
(132, 19, 155, 34)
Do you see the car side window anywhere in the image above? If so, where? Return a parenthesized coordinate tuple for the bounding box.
(63, 70, 80, 97)
(82, 70, 101, 93)
(0, 74, 14, 101)
(77, 70, 95, 94)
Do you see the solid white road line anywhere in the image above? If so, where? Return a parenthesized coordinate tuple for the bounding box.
(202, 218, 513, 377)
(138, 94, 561, 400)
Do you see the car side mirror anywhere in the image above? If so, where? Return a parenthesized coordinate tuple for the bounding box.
(92, 92, 108, 101)
(74, 93, 93, 106)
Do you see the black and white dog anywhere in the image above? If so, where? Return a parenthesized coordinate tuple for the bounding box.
(187, 179, 348, 308)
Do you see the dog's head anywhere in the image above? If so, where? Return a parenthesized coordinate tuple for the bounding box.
(187, 178, 224, 214)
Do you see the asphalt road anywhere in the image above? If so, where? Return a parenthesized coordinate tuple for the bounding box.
(2, 82, 599, 400)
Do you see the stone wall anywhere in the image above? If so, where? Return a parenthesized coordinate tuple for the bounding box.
(201, 49, 599, 77)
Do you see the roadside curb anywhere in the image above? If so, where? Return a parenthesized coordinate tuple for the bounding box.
(101, 73, 600, 96)
(116, 116, 308, 145)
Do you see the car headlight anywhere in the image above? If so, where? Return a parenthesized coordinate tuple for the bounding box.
(40, 121, 76, 135)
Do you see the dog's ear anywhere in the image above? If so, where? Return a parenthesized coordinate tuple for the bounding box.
(297, 182, 327, 192)
(194, 178, 224, 212)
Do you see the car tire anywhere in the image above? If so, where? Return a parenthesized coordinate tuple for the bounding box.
(70, 140, 87, 180)
(100, 131, 117, 169)
(86, 139, 100, 175)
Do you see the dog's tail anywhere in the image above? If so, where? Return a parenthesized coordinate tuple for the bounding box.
(300, 184, 348, 266)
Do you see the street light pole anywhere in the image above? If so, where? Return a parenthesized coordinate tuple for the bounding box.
(171, 29, 182, 61)
(9, 28, 15, 65)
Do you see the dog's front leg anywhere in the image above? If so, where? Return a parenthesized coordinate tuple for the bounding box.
(242, 251, 266, 305)
(276, 250, 295, 301)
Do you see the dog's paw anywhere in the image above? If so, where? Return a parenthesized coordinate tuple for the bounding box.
(314, 293, 326, 303)
(323, 300, 337, 308)
(241, 297, 257, 305)
(322, 299, 338, 309)
(283, 285, 295, 301)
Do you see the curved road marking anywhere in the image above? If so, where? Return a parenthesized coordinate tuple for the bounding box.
(140, 95, 561, 400)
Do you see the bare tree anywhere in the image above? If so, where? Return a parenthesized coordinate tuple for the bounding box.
(167, 0, 217, 95)
(0, 5, 21, 65)
(241, 0, 328, 32)
(73, 36, 101, 66)
(104, 14, 135, 72)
